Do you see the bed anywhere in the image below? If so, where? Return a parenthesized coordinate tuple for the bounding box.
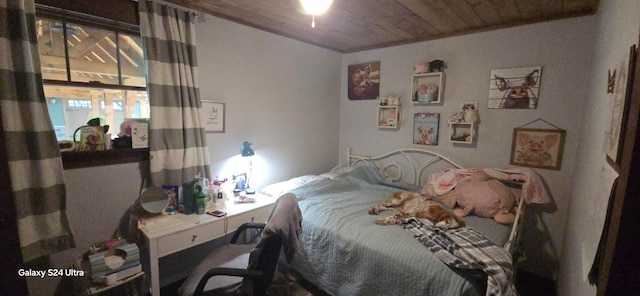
(260, 148, 539, 296)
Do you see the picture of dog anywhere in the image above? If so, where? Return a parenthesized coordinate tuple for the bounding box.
(516, 133, 559, 166)
(368, 191, 465, 230)
(348, 62, 380, 100)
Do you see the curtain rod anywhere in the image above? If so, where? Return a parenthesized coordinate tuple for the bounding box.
(132, 0, 207, 22)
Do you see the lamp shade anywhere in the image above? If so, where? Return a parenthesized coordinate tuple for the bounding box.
(300, 0, 333, 15)
(241, 141, 255, 157)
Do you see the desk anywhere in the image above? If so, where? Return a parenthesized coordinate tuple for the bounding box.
(139, 194, 277, 295)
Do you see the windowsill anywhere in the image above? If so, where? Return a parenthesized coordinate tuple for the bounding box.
(61, 148, 149, 170)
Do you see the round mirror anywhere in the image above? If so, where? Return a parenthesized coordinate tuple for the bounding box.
(140, 186, 169, 214)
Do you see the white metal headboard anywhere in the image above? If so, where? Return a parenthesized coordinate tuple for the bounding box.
(342, 147, 463, 187)
(338, 147, 525, 255)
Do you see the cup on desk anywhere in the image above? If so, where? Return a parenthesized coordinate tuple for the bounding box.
(105, 134, 112, 149)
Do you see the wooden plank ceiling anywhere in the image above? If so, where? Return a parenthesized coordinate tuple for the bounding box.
(36, 18, 145, 86)
(164, 0, 600, 53)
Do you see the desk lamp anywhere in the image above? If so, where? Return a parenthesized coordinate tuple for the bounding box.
(241, 141, 256, 194)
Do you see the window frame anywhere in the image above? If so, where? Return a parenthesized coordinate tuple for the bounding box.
(36, 4, 149, 169)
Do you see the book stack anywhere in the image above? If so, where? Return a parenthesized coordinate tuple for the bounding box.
(91, 264, 142, 286)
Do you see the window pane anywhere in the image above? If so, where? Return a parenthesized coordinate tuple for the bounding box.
(119, 34, 146, 87)
(36, 13, 150, 146)
(44, 85, 149, 141)
(67, 23, 119, 85)
(37, 18, 68, 81)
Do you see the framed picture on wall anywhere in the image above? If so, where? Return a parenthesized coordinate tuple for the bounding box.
(413, 113, 439, 145)
(200, 100, 225, 133)
(488, 66, 542, 109)
(348, 61, 380, 100)
(510, 128, 566, 170)
(604, 44, 636, 171)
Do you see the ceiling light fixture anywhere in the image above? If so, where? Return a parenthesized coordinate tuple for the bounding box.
(300, 0, 333, 28)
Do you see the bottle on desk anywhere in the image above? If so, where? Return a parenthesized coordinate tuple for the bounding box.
(195, 189, 206, 214)
(213, 176, 228, 206)
(215, 191, 226, 206)
(182, 181, 196, 215)
(182, 180, 205, 215)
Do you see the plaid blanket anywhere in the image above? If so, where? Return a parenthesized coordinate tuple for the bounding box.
(403, 218, 518, 296)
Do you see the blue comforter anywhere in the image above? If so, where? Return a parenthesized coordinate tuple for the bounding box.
(288, 166, 511, 296)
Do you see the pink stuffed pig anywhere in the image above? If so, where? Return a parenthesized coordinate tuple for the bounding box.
(414, 61, 429, 74)
(443, 171, 517, 224)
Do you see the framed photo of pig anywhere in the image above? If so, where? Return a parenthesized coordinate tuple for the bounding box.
(510, 128, 566, 170)
(348, 61, 380, 100)
(488, 66, 542, 109)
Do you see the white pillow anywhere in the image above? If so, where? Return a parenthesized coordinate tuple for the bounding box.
(319, 171, 340, 179)
(289, 175, 327, 186)
(260, 181, 298, 197)
(319, 166, 355, 179)
(261, 175, 327, 197)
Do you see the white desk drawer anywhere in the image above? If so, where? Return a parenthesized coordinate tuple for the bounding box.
(234, 206, 273, 230)
(157, 222, 223, 257)
(228, 205, 273, 230)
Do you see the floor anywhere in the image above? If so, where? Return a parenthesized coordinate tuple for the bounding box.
(516, 270, 557, 296)
(160, 269, 556, 296)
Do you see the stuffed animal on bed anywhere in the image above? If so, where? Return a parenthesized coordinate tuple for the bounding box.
(438, 171, 517, 224)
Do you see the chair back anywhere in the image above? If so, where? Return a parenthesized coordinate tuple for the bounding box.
(245, 193, 301, 296)
(248, 233, 283, 295)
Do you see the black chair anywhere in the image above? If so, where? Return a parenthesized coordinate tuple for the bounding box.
(179, 193, 301, 296)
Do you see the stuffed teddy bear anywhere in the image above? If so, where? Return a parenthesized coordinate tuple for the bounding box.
(439, 171, 517, 224)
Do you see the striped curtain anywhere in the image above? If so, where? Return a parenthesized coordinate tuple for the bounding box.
(0, 0, 75, 262)
(139, 0, 211, 186)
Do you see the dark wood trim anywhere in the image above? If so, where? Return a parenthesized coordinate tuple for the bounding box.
(597, 44, 640, 295)
(35, 0, 138, 28)
(62, 148, 149, 169)
(42, 80, 147, 91)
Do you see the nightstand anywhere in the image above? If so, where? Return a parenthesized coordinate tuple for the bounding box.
(138, 193, 277, 295)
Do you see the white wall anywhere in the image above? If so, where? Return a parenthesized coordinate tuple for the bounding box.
(339, 17, 596, 278)
(559, 0, 640, 295)
(195, 17, 342, 189)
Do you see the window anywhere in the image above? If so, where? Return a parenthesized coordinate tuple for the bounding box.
(67, 99, 92, 109)
(36, 15, 149, 142)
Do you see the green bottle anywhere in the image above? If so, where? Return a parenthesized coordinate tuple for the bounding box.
(195, 184, 206, 214)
